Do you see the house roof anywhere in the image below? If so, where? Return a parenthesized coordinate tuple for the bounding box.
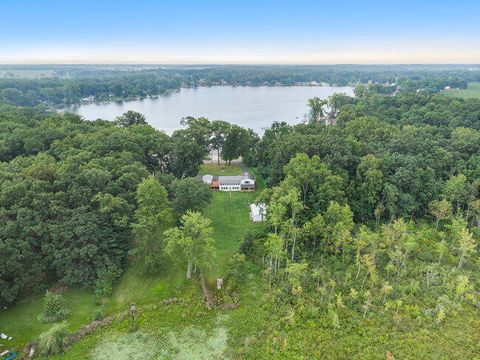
(218, 175, 245, 185)
(218, 175, 254, 185)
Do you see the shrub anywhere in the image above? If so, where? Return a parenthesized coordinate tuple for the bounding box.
(38, 290, 69, 323)
(92, 310, 104, 321)
(38, 323, 69, 356)
(94, 264, 122, 304)
(224, 253, 247, 294)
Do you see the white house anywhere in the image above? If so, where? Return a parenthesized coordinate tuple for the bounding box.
(218, 175, 255, 192)
(250, 203, 267, 222)
(202, 173, 255, 192)
(218, 176, 243, 191)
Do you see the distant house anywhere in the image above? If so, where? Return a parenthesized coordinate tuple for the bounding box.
(250, 203, 267, 222)
(202, 173, 255, 192)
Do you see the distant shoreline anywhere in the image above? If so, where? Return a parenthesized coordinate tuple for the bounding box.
(61, 83, 348, 109)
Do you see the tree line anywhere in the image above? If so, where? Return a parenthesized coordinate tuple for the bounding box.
(0, 64, 478, 106)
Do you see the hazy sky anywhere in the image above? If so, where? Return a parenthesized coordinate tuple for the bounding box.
(1, 0, 479, 64)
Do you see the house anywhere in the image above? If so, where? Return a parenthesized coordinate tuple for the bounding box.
(203, 173, 255, 191)
(250, 203, 267, 222)
(218, 175, 255, 191)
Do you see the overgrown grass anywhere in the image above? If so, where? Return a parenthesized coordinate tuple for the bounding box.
(105, 260, 191, 313)
(444, 82, 480, 99)
(0, 288, 99, 352)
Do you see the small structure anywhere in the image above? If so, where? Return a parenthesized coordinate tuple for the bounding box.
(129, 303, 136, 322)
(0, 350, 16, 360)
(202, 174, 219, 190)
(250, 203, 267, 222)
(202, 174, 213, 185)
(211, 178, 219, 190)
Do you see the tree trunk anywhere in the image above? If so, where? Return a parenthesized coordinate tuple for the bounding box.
(217, 148, 220, 165)
(458, 253, 464, 269)
(291, 234, 296, 261)
(355, 265, 361, 280)
(187, 261, 193, 279)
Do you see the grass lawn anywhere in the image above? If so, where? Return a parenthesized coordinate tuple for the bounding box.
(204, 189, 261, 281)
(105, 259, 195, 313)
(0, 288, 99, 352)
(444, 82, 480, 99)
(0, 258, 202, 352)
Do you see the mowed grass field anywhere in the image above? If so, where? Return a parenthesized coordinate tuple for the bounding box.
(444, 82, 480, 99)
(0, 163, 264, 356)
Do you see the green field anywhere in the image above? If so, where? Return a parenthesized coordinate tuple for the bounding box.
(444, 82, 480, 99)
(0, 163, 264, 357)
(0, 69, 56, 78)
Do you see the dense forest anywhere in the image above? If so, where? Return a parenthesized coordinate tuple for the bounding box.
(0, 64, 478, 106)
(1, 83, 480, 358)
(240, 92, 480, 356)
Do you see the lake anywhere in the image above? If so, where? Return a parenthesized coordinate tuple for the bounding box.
(64, 86, 353, 134)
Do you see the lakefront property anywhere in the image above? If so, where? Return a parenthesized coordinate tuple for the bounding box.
(202, 173, 255, 192)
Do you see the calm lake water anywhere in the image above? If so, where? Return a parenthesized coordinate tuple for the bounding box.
(64, 86, 353, 134)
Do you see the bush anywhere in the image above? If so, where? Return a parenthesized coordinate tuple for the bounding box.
(38, 290, 69, 323)
(38, 323, 69, 356)
(92, 310, 104, 321)
(94, 264, 123, 304)
(239, 229, 264, 258)
(224, 253, 247, 294)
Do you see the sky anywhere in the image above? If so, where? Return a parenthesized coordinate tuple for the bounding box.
(1, 0, 479, 64)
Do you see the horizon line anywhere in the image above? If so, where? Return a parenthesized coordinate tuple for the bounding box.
(1, 62, 480, 66)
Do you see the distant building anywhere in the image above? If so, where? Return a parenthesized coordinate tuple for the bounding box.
(444, 86, 451, 91)
(202, 173, 255, 192)
(250, 203, 267, 222)
(81, 95, 95, 102)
